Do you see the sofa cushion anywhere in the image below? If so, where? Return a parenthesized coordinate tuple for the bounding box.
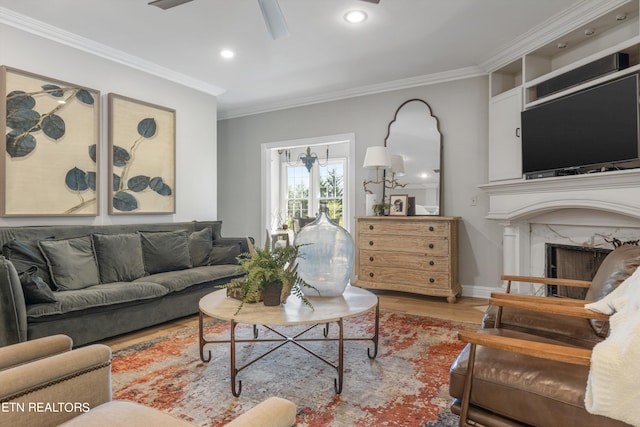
(19, 266, 57, 304)
(38, 236, 100, 291)
(136, 265, 243, 293)
(92, 233, 146, 283)
(188, 227, 213, 267)
(26, 282, 168, 318)
(585, 244, 640, 337)
(2, 238, 55, 289)
(208, 244, 242, 265)
(140, 231, 192, 274)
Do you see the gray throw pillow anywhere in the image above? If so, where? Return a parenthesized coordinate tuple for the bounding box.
(2, 238, 55, 290)
(38, 236, 100, 291)
(19, 266, 57, 304)
(140, 231, 192, 274)
(188, 227, 213, 267)
(208, 244, 242, 265)
(92, 233, 147, 283)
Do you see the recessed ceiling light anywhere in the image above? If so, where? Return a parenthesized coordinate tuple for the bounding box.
(344, 10, 367, 24)
(220, 49, 235, 59)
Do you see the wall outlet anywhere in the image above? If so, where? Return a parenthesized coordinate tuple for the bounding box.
(470, 195, 478, 206)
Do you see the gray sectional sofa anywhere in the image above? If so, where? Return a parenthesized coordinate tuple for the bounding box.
(0, 221, 249, 347)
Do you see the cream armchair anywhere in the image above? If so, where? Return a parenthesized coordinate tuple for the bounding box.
(0, 335, 296, 427)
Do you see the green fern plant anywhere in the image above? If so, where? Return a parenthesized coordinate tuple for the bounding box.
(220, 235, 319, 313)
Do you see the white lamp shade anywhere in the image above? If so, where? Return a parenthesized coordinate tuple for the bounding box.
(390, 154, 405, 176)
(363, 146, 391, 168)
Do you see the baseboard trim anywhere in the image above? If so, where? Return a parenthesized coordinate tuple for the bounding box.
(461, 284, 499, 299)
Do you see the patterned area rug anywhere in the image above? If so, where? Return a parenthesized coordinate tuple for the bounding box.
(111, 311, 475, 426)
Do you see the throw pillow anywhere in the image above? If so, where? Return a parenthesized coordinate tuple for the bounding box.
(188, 227, 213, 267)
(2, 238, 55, 290)
(140, 231, 192, 274)
(92, 233, 147, 283)
(38, 236, 100, 291)
(19, 266, 57, 304)
(208, 243, 242, 265)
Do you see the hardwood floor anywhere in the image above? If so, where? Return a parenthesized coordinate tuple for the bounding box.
(101, 290, 488, 352)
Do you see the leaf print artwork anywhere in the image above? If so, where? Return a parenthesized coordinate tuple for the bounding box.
(1, 67, 100, 216)
(108, 94, 175, 214)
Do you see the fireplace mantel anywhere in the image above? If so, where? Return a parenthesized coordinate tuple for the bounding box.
(479, 169, 640, 222)
(479, 169, 640, 293)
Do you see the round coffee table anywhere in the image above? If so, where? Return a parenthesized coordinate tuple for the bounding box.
(198, 285, 379, 396)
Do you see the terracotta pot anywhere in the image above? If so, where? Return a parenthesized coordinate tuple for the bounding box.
(262, 282, 282, 306)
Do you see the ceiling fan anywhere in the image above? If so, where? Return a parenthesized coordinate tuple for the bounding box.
(148, 0, 380, 40)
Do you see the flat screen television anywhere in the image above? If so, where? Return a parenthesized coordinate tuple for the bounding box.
(521, 74, 640, 176)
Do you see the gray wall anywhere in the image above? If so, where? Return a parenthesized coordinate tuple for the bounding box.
(218, 76, 504, 295)
(0, 24, 218, 227)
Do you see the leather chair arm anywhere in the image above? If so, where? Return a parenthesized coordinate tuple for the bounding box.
(489, 293, 609, 321)
(501, 274, 591, 288)
(458, 329, 592, 366)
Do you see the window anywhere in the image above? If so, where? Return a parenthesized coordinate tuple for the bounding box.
(283, 159, 345, 227)
(262, 133, 354, 238)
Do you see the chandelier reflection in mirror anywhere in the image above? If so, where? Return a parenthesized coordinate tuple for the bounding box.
(280, 146, 329, 172)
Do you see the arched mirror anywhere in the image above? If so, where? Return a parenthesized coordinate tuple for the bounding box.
(383, 99, 442, 215)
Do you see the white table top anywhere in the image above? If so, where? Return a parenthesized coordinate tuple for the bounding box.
(199, 285, 378, 326)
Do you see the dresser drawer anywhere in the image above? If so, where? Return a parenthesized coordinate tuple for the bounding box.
(358, 220, 449, 237)
(358, 235, 449, 254)
(358, 266, 450, 289)
(359, 249, 449, 271)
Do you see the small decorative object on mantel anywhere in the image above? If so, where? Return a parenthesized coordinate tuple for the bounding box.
(295, 202, 355, 296)
(221, 234, 319, 313)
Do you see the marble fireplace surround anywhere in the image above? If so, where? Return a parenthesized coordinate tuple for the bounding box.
(479, 169, 640, 295)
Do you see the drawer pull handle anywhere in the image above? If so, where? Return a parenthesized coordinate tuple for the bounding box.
(369, 241, 374, 246)
(429, 226, 434, 232)
(369, 225, 374, 230)
(369, 272, 374, 278)
(429, 260, 435, 266)
(369, 256, 374, 262)
(429, 278, 435, 283)
(429, 243, 434, 249)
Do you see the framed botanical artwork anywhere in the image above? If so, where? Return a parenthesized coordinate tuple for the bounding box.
(389, 194, 409, 216)
(1, 66, 100, 216)
(108, 93, 176, 214)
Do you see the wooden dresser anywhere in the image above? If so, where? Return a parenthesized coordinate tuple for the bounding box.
(354, 216, 461, 303)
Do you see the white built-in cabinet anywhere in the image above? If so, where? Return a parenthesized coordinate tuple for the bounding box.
(487, 1, 640, 182)
(489, 87, 522, 181)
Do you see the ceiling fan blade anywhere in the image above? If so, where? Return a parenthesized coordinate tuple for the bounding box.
(258, 0, 289, 40)
(148, 0, 194, 10)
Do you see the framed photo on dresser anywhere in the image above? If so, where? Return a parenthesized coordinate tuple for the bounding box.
(389, 194, 408, 216)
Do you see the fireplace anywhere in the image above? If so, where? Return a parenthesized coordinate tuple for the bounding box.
(479, 169, 640, 295)
(545, 243, 611, 298)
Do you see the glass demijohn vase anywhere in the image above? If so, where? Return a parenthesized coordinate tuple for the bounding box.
(294, 203, 354, 296)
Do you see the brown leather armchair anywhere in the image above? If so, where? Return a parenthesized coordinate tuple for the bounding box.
(448, 244, 640, 427)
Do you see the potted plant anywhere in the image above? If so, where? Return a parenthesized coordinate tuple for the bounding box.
(373, 202, 390, 216)
(222, 235, 319, 313)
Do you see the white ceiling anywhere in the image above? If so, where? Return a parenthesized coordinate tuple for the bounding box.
(0, 0, 585, 119)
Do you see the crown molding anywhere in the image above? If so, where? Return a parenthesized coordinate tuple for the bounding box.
(0, 7, 225, 96)
(217, 66, 486, 120)
(480, 0, 631, 72)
